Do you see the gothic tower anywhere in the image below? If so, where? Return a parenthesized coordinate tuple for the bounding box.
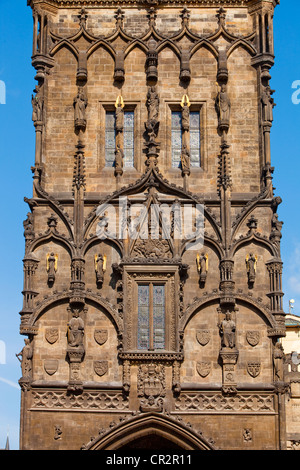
(20, 0, 286, 450)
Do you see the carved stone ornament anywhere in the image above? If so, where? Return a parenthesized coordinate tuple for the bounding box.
(16, 338, 33, 380)
(246, 330, 260, 347)
(243, 428, 252, 443)
(46, 253, 58, 285)
(196, 329, 210, 346)
(247, 362, 261, 378)
(137, 363, 166, 412)
(94, 360, 108, 377)
(45, 328, 59, 345)
(133, 238, 171, 259)
(94, 329, 108, 346)
(196, 361, 211, 378)
(54, 425, 62, 441)
(44, 359, 59, 376)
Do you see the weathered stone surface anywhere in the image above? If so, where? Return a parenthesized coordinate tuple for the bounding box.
(20, 0, 289, 451)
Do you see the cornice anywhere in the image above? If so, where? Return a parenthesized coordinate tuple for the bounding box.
(27, 0, 280, 10)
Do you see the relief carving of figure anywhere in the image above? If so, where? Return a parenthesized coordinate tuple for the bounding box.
(67, 309, 85, 349)
(219, 311, 236, 349)
(16, 338, 33, 379)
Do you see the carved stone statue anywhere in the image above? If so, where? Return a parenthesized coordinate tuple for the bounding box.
(47, 252, 58, 285)
(146, 86, 159, 122)
(95, 254, 106, 286)
(31, 86, 43, 123)
(273, 341, 284, 381)
(245, 253, 257, 286)
(115, 144, 124, 171)
(271, 213, 283, 240)
(181, 144, 190, 174)
(115, 96, 124, 132)
(197, 253, 208, 284)
(16, 338, 33, 379)
(219, 311, 236, 349)
(67, 309, 85, 349)
(74, 87, 88, 130)
(215, 83, 231, 132)
(261, 86, 275, 123)
(181, 101, 190, 132)
(23, 212, 34, 240)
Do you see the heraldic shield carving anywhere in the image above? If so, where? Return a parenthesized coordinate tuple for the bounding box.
(247, 362, 261, 378)
(94, 329, 108, 346)
(196, 361, 211, 378)
(45, 328, 59, 344)
(196, 329, 210, 346)
(44, 359, 58, 376)
(246, 331, 260, 347)
(94, 360, 108, 377)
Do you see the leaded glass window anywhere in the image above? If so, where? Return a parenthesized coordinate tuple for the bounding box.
(171, 111, 182, 168)
(171, 109, 201, 169)
(153, 285, 165, 349)
(105, 111, 116, 167)
(123, 111, 134, 168)
(137, 283, 165, 350)
(138, 285, 150, 350)
(189, 111, 201, 167)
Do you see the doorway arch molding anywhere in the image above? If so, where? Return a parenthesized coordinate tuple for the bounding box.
(81, 412, 216, 450)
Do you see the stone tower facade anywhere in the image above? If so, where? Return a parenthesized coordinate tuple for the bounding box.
(20, 0, 287, 450)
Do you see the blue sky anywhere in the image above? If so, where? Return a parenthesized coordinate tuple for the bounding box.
(0, 0, 299, 450)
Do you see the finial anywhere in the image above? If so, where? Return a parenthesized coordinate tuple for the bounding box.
(216, 7, 227, 27)
(78, 8, 87, 29)
(180, 7, 190, 26)
(147, 7, 157, 27)
(115, 7, 125, 28)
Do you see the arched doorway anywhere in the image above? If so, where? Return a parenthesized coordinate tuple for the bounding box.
(120, 434, 183, 450)
(83, 412, 215, 450)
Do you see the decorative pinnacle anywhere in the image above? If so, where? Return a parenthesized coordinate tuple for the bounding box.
(78, 8, 87, 29)
(115, 7, 125, 27)
(216, 7, 227, 27)
(147, 7, 157, 27)
(180, 7, 190, 26)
